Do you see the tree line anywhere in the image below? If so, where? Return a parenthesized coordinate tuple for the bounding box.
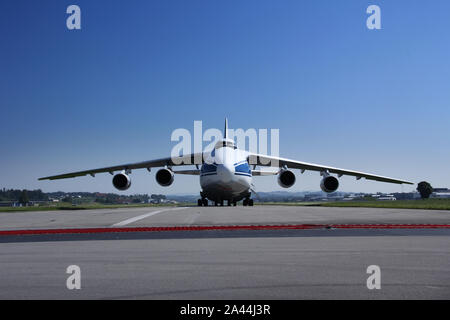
(0, 189, 48, 203)
(0, 189, 167, 205)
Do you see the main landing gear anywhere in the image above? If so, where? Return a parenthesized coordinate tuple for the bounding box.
(198, 192, 252, 206)
(212, 200, 235, 206)
(222, 200, 237, 206)
(198, 198, 248, 206)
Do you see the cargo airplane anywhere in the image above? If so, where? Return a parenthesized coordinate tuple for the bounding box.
(39, 119, 413, 206)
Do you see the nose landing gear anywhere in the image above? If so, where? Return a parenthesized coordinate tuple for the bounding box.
(243, 198, 254, 206)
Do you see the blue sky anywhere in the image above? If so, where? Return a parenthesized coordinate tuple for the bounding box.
(1, 0, 449, 194)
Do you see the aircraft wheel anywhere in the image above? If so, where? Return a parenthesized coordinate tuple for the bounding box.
(243, 199, 248, 206)
(202, 199, 208, 206)
(197, 199, 202, 206)
(233, 201, 237, 206)
(249, 199, 254, 206)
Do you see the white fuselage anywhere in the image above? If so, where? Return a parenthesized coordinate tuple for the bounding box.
(199, 142, 252, 202)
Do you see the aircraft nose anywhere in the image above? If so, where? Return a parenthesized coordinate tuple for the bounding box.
(216, 163, 234, 182)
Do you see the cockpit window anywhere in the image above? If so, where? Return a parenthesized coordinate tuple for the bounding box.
(214, 140, 236, 149)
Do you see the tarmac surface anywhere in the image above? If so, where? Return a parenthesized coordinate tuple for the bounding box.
(0, 205, 449, 299)
(1, 205, 450, 230)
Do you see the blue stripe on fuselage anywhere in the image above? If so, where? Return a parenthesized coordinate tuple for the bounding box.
(234, 172, 252, 177)
(234, 162, 251, 175)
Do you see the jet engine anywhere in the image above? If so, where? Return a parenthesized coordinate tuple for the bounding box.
(320, 175, 339, 193)
(112, 172, 131, 191)
(156, 168, 174, 187)
(277, 169, 296, 188)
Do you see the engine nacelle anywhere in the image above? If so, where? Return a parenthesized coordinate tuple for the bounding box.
(112, 173, 131, 191)
(320, 176, 339, 193)
(156, 168, 174, 187)
(277, 170, 296, 188)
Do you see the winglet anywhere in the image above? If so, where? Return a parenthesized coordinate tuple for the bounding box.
(224, 118, 228, 139)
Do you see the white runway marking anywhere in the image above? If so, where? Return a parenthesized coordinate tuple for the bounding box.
(111, 207, 187, 227)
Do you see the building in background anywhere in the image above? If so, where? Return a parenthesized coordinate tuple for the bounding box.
(431, 188, 450, 199)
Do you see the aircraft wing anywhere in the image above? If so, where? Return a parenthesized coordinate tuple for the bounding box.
(251, 169, 279, 176)
(38, 153, 204, 180)
(173, 169, 200, 175)
(248, 153, 414, 185)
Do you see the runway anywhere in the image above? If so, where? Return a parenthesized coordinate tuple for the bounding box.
(0, 205, 450, 299)
(1, 205, 450, 230)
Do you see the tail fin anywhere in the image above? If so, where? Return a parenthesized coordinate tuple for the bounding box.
(224, 118, 228, 139)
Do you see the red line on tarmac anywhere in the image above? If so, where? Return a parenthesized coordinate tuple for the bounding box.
(0, 224, 450, 236)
